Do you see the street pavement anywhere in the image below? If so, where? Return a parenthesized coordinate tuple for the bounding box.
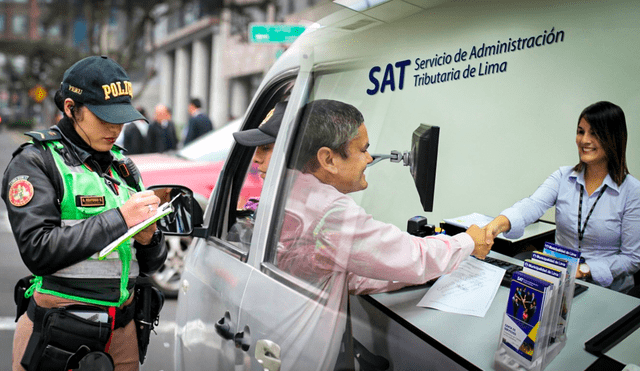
(0, 127, 177, 371)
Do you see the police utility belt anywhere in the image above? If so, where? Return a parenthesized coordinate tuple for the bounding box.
(15, 277, 164, 371)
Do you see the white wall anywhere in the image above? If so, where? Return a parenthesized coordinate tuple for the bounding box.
(303, 0, 640, 228)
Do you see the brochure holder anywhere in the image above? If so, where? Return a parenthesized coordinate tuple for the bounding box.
(494, 243, 581, 371)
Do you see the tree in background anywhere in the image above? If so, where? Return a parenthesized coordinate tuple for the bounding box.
(0, 0, 191, 127)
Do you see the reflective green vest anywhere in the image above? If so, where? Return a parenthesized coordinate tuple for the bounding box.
(29, 140, 144, 307)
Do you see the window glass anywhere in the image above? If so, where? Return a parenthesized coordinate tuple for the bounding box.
(0, 15, 5, 33)
(220, 79, 295, 255)
(183, 2, 199, 25)
(263, 58, 433, 297)
(267, 66, 392, 285)
(266, 60, 432, 286)
(12, 15, 27, 35)
(48, 23, 61, 37)
(225, 162, 264, 253)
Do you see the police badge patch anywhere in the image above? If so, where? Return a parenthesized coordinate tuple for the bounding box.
(8, 176, 34, 207)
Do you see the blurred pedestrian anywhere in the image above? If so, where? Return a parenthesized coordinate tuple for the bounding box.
(121, 106, 149, 155)
(183, 98, 213, 146)
(147, 104, 178, 153)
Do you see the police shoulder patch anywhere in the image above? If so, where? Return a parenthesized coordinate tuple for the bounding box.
(8, 176, 34, 207)
(24, 129, 62, 142)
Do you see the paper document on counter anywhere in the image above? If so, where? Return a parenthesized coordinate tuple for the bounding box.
(443, 212, 494, 229)
(417, 257, 505, 317)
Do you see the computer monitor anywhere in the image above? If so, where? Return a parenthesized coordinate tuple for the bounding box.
(410, 124, 439, 212)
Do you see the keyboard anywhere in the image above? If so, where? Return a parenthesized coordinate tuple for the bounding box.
(483, 256, 588, 297)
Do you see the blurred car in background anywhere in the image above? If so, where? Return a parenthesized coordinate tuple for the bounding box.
(131, 119, 242, 207)
(129, 119, 263, 297)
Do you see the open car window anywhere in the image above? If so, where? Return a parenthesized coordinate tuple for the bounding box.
(207, 74, 296, 260)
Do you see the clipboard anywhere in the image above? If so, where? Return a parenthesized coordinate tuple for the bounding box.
(99, 197, 176, 259)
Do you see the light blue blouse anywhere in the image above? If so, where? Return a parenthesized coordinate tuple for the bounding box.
(501, 166, 640, 292)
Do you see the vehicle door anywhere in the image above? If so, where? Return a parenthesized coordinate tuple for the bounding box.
(173, 73, 297, 371)
(232, 58, 382, 370)
(235, 106, 341, 370)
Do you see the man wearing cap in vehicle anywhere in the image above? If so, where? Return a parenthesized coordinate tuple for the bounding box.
(227, 102, 287, 245)
(233, 101, 287, 181)
(2, 56, 167, 371)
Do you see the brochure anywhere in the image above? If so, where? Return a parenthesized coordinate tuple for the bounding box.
(499, 271, 554, 366)
(531, 251, 569, 341)
(523, 259, 563, 351)
(542, 242, 581, 340)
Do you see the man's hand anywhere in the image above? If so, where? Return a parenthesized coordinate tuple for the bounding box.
(466, 224, 493, 259)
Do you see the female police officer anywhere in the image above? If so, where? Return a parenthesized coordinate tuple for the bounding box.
(2, 56, 167, 371)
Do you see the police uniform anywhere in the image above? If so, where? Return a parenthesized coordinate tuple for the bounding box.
(1, 56, 167, 371)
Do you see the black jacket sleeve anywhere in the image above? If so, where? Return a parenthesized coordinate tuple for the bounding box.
(134, 231, 167, 274)
(1, 144, 130, 276)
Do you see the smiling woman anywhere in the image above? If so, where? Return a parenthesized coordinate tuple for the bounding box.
(574, 102, 629, 192)
(484, 101, 640, 293)
(576, 119, 605, 168)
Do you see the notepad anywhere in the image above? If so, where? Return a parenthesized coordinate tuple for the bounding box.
(99, 199, 174, 259)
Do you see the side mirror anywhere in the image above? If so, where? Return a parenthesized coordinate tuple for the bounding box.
(147, 185, 203, 236)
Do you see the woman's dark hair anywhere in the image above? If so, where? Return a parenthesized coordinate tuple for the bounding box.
(54, 89, 84, 121)
(574, 101, 628, 185)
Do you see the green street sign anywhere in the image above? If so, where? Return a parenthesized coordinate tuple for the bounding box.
(249, 24, 306, 44)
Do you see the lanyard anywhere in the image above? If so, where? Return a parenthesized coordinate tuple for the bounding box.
(577, 184, 608, 249)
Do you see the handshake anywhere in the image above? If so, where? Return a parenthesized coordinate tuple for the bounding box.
(465, 225, 494, 260)
(466, 215, 512, 260)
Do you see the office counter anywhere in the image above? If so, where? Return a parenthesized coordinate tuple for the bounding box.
(440, 220, 556, 257)
(362, 252, 640, 370)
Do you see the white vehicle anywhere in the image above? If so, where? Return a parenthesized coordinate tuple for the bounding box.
(155, 0, 640, 370)
(130, 119, 260, 297)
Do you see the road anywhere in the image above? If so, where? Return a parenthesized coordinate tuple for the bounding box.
(0, 128, 178, 371)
